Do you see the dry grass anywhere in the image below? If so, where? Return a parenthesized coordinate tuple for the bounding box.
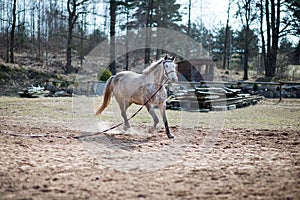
(1, 96, 299, 131)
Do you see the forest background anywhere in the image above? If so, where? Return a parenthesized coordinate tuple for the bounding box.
(0, 0, 299, 84)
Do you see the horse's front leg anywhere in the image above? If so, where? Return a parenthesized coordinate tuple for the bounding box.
(146, 103, 159, 133)
(159, 103, 174, 139)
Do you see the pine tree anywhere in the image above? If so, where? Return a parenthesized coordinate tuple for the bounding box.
(127, 0, 182, 63)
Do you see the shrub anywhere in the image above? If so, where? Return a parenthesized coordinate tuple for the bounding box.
(98, 69, 112, 81)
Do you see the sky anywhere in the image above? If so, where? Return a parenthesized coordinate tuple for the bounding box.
(94, 0, 233, 35)
(179, 0, 298, 45)
(93, 0, 298, 45)
(179, 0, 233, 30)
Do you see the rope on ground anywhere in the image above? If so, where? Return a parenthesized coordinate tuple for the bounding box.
(1, 79, 170, 140)
(74, 79, 169, 139)
(0, 130, 74, 139)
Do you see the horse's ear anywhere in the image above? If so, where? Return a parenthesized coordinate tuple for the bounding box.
(172, 56, 176, 61)
(164, 54, 168, 60)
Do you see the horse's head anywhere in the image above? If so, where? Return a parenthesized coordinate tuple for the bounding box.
(163, 55, 178, 83)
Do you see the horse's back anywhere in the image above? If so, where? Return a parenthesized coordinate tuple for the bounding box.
(113, 71, 142, 85)
(111, 71, 144, 99)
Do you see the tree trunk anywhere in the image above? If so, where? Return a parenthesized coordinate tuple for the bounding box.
(260, 0, 266, 74)
(6, 27, 9, 63)
(30, 1, 35, 53)
(264, 0, 280, 78)
(80, 19, 84, 67)
(223, 1, 231, 69)
(37, 0, 41, 58)
(243, 28, 249, 80)
(271, 0, 280, 76)
(66, 9, 74, 73)
(66, 0, 79, 74)
(10, 0, 17, 63)
(144, 0, 153, 64)
(223, 25, 229, 70)
(109, 0, 117, 74)
(243, 0, 251, 81)
(125, 7, 129, 71)
(187, 0, 191, 36)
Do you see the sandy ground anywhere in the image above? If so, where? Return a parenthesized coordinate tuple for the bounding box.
(0, 97, 299, 199)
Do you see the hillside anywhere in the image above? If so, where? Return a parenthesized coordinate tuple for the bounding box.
(1, 51, 299, 97)
(0, 53, 79, 96)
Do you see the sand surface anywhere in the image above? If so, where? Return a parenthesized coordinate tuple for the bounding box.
(0, 97, 299, 199)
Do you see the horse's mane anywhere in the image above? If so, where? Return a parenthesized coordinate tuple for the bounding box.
(142, 58, 164, 74)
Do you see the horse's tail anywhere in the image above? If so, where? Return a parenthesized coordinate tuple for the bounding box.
(95, 76, 114, 116)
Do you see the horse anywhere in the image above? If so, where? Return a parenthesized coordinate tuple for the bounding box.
(95, 55, 178, 139)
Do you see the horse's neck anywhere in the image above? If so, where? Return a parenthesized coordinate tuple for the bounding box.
(144, 63, 164, 85)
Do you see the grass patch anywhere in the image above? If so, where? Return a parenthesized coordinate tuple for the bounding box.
(1, 97, 299, 131)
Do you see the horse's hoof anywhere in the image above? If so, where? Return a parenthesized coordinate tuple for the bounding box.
(167, 134, 175, 139)
(124, 125, 131, 131)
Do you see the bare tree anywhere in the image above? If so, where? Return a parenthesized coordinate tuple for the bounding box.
(265, 0, 281, 78)
(236, 0, 257, 80)
(259, 0, 298, 78)
(144, 0, 154, 64)
(30, 1, 35, 53)
(10, 0, 17, 63)
(259, 0, 266, 74)
(222, 0, 233, 70)
(109, 0, 117, 74)
(37, 0, 42, 58)
(66, 0, 89, 73)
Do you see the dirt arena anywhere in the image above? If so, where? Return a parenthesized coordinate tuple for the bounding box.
(0, 97, 299, 199)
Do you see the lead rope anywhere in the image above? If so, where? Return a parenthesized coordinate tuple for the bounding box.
(1, 79, 170, 140)
(1, 66, 173, 140)
(73, 77, 170, 139)
(75, 62, 177, 139)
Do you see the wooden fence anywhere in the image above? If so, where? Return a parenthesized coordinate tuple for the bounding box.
(42, 79, 300, 103)
(165, 81, 300, 111)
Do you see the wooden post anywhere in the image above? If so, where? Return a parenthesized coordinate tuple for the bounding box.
(87, 81, 90, 96)
(279, 82, 282, 102)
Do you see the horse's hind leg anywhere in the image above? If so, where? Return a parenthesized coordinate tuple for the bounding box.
(118, 100, 131, 131)
(159, 103, 174, 139)
(146, 104, 159, 133)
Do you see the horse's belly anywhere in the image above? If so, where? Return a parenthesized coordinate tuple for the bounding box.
(130, 85, 166, 105)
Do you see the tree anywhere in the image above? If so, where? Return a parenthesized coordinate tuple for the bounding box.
(127, 0, 182, 63)
(144, 0, 154, 64)
(45, 0, 67, 53)
(153, 0, 181, 59)
(265, 0, 280, 78)
(279, 36, 293, 54)
(234, 27, 259, 69)
(87, 29, 106, 53)
(223, 0, 233, 70)
(10, 0, 17, 63)
(236, 0, 257, 80)
(283, 0, 300, 36)
(66, 0, 89, 73)
(211, 25, 234, 62)
(259, 0, 299, 78)
(188, 21, 214, 53)
(258, 0, 266, 75)
(108, 0, 117, 74)
(108, 0, 133, 74)
(37, 0, 41, 58)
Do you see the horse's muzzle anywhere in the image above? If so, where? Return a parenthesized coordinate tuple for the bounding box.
(170, 74, 178, 83)
(171, 77, 178, 82)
